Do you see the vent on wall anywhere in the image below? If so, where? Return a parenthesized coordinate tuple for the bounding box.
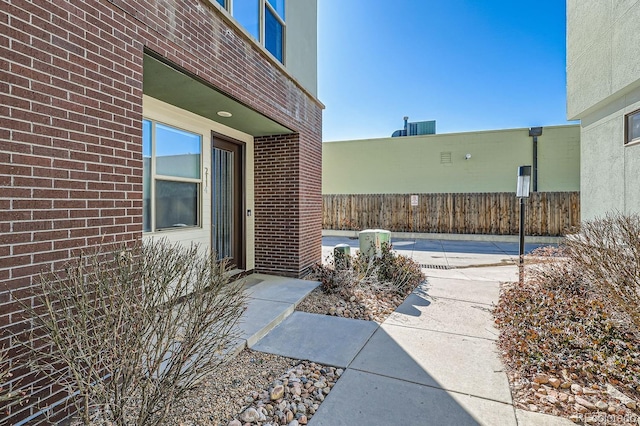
(440, 151, 452, 164)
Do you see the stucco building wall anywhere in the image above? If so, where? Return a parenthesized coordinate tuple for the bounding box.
(567, 0, 640, 219)
(323, 126, 580, 195)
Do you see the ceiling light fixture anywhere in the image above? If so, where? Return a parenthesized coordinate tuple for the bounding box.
(217, 111, 232, 118)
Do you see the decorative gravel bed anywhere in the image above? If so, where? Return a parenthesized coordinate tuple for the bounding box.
(165, 277, 412, 425)
(78, 251, 424, 425)
(163, 350, 340, 426)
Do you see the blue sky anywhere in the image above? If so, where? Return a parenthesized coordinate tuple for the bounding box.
(317, 0, 575, 142)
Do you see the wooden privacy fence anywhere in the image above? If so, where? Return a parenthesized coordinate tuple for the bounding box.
(323, 192, 580, 237)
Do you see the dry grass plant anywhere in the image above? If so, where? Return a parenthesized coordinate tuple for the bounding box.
(16, 238, 246, 426)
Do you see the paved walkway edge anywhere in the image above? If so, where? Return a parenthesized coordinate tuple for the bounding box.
(323, 229, 563, 244)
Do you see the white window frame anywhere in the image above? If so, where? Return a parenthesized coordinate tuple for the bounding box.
(625, 109, 640, 146)
(216, 0, 286, 64)
(143, 118, 203, 233)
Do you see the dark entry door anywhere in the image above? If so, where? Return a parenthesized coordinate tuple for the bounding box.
(212, 136, 244, 269)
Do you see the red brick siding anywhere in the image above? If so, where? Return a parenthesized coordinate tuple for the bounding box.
(298, 128, 323, 275)
(0, 0, 321, 423)
(254, 131, 322, 277)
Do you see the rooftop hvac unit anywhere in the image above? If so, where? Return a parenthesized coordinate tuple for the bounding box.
(391, 118, 436, 137)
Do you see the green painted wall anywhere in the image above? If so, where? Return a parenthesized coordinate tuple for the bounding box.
(322, 125, 580, 194)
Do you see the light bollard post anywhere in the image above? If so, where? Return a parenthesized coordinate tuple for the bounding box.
(516, 166, 532, 284)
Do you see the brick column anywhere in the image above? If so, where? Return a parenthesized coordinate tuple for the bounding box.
(254, 132, 322, 277)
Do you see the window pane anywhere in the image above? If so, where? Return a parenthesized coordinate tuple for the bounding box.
(267, 0, 285, 20)
(155, 123, 201, 179)
(142, 119, 152, 232)
(216, 0, 226, 7)
(234, 0, 259, 40)
(155, 181, 199, 229)
(628, 111, 640, 143)
(265, 7, 283, 62)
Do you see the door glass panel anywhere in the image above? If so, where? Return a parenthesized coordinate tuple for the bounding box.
(213, 148, 234, 260)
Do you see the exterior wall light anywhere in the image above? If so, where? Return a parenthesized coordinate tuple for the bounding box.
(217, 111, 233, 117)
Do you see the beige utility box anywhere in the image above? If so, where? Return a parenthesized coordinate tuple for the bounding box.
(358, 229, 391, 258)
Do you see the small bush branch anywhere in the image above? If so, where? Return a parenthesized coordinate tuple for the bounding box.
(0, 349, 26, 415)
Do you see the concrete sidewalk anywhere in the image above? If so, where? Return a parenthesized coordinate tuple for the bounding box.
(250, 237, 573, 425)
(232, 274, 319, 353)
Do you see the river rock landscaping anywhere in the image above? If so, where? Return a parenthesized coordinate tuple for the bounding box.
(161, 350, 339, 426)
(295, 286, 406, 323)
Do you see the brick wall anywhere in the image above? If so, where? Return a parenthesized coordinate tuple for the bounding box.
(298, 128, 323, 275)
(254, 134, 301, 276)
(0, 0, 322, 423)
(254, 131, 322, 277)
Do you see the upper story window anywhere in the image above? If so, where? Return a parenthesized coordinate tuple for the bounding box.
(143, 119, 202, 232)
(625, 109, 640, 145)
(217, 0, 286, 63)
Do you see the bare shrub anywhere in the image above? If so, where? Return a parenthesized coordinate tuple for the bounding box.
(564, 212, 640, 329)
(312, 258, 358, 298)
(496, 214, 640, 420)
(374, 243, 425, 295)
(495, 258, 640, 410)
(312, 243, 424, 298)
(17, 238, 246, 426)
